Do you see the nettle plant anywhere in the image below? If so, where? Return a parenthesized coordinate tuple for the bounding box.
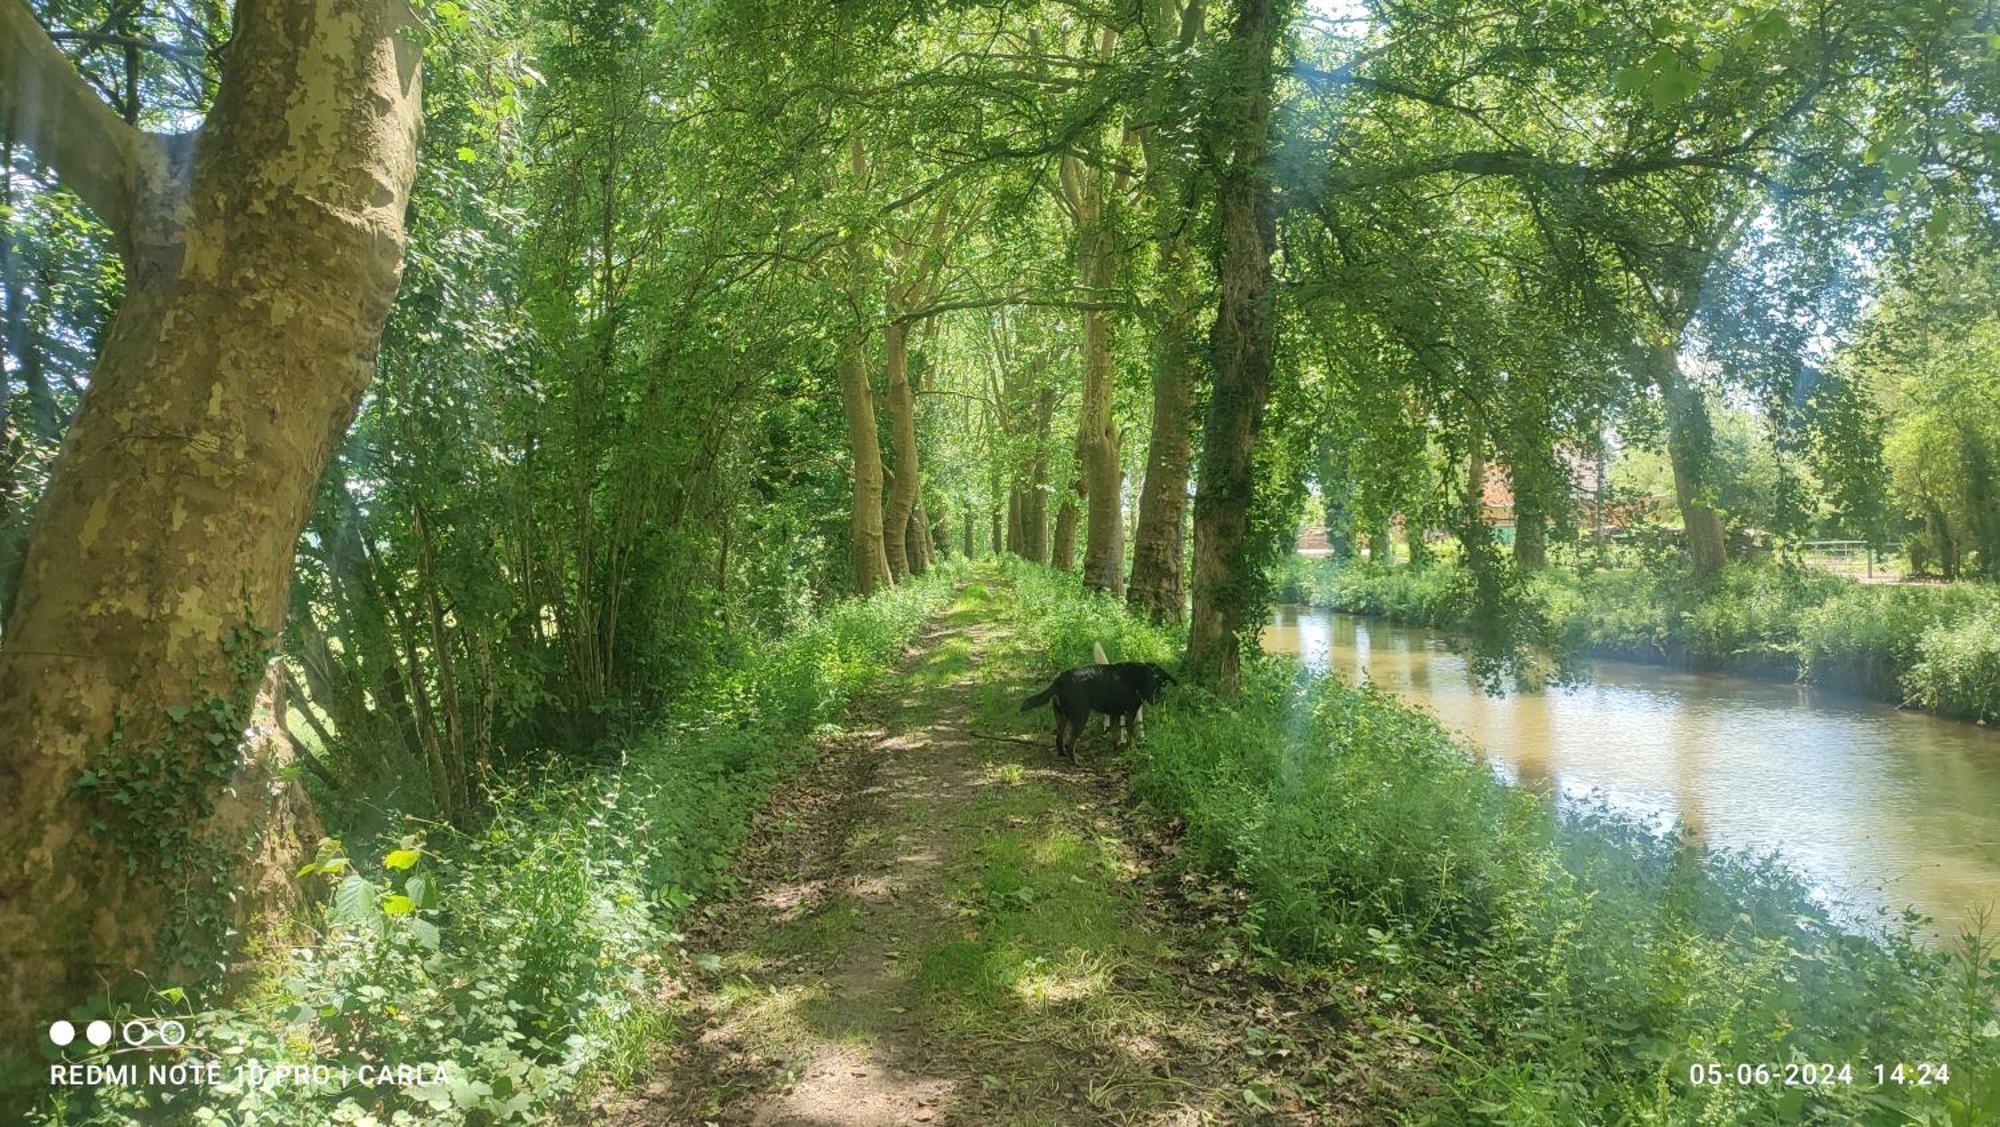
(297, 834, 444, 952)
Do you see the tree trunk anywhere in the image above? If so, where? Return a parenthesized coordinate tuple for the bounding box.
(1462, 423, 1487, 546)
(1075, 199, 1122, 594)
(1515, 499, 1548, 568)
(1186, 0, 1286, 692)
(839, 328, 894, 595)
(0, 0, 422, 1052)
(1406, 517, 1431, 567)
(1052, 490, 1080, 572)
(1127, 226, 1199, 623)
(838, 135, 892, 595)
(881, 320, 919, 579)
(905, 500, 933, 574)
(1653, 346, 1727, 580)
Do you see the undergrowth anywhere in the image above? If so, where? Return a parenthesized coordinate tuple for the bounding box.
(35, 566, 957, 1126)
(1008, 560, 2000, 1122)
(1275, 554, 2000, 723)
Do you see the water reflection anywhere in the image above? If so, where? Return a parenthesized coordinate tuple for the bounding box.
(1262, 605, 2000, 933)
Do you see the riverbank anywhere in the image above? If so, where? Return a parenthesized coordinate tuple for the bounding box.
(1275, 555, 2000, 724)
(1008, 562, 1998, 1121)
(37, 561, 1997, 1123)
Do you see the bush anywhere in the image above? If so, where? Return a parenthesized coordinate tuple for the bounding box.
(1010, 564, 2000, 1121)
(38, 568, 957, 1126)
(1279, 553, 2000, 720)
(1907, 604, 2000, 724)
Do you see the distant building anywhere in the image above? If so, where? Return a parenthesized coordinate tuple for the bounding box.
(1296, 525, 1334, 557)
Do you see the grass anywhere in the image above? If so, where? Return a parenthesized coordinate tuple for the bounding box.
(48, 557, 1996, 1123)
(1276, 553, 2000, 722)
(645, 570, 1284, 1123)
(1006, 560, 2000, 1122)
(34, 565, 959, 1127)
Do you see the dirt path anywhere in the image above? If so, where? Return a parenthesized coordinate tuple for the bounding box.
(600, 578, 1359, 1125)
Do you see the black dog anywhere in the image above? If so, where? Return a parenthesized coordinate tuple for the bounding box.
(1019, 662, 1177, 761)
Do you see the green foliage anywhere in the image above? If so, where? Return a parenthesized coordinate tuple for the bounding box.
(37, 571, 953, 1127)
(1009, 563, 2000, 1121)
(1283, 554, 2000, 721)
(1906, 604, 2000, 725)
(68, 617, 280, 972)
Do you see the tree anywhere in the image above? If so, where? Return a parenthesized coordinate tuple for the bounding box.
(1127, 0, 1207, 624)
(1186, 0, 1293, 691)
(0, 0, 421, 1052)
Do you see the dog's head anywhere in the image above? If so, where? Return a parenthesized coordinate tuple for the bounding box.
(1136, 662, 1177, 701)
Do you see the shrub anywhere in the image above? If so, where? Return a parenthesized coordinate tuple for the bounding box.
(1281, 553, 2000, 720)
(1009, 564, 2000, 1122)
(38, 568, 956, 1126)
(1907, 603, 2000, 724)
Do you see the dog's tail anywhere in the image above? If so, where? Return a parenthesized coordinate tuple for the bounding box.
(1020, 682, 1057, 711)
(1092, 641, 1109, 665)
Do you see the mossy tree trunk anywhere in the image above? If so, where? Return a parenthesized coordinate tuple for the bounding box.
(1187, 0, 1288, 692)
(0, 0, 422, 1054)
(1653, 345, 1728, 580)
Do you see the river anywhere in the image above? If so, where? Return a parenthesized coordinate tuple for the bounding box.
(1262, 605, 2000, 935)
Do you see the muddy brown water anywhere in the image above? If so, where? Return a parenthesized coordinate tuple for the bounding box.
(1262, 605, 2000, 937)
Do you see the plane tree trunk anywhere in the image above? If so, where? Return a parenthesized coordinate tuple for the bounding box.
(1126, 0, 1204, 624)
(0, 0, 422, 1054)
(837, 135, 892, 594)
(1186, 0, 1287, 692)
(840, 327, 893, 594)
(1654, 345, 1728, 580)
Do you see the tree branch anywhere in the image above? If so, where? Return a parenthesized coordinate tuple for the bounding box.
(0, 0, 155, 244)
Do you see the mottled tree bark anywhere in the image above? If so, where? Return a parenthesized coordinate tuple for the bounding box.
(840, 329, 893, 594)
(838, 135, 892, 595)
(1126, 0, 1203, 623)
(0, 0, 422, 1054)
(1653, 346, 1727, 580)
(1069, 158, 1123, 594)
(1186, 0, 1288, 691)
(1128, 230, 1197, 622)
(1052, 487, 1081, 571)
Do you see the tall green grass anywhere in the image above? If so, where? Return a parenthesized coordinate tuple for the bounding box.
(37, 567, 957, 1126)
(1009, 562, 2000, 1122)
(1276, 555, 2000, 722)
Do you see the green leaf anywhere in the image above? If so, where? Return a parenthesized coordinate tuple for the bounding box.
(406, 873, 439, 910)
(381, 893, 417, 917)
(455, 146, 477, 163)
(384, 848, 422, 871)
(408, 917, 441, 950)
(331, 874, 381, 934)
